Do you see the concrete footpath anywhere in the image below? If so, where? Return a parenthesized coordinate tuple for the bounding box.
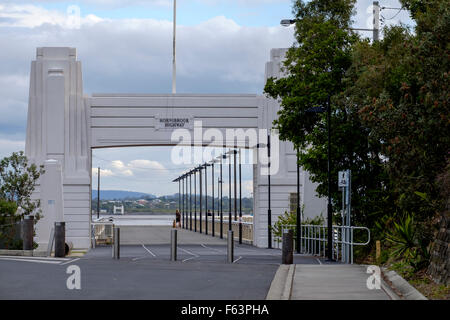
(267, 264, 394, 300)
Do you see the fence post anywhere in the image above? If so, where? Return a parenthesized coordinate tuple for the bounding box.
(113, 226, 120, 259)
(22, 215, 34, 250)
(54, 222, 65, 258)
(171, 228, 177, 261)
(282, 229, 294, 264)
(227, 230, 234, 263)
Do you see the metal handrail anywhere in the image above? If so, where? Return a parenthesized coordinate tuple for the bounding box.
(275, 224, 371, 263)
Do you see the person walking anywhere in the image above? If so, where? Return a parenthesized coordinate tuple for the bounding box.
(175, 209, 181, 228)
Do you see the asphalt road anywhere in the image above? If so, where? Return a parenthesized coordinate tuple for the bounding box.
(0, 243, 321, 300)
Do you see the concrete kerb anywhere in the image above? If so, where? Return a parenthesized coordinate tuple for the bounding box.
(381, 267, 427, 300)
(266, 264, 295, 300)
(0, 249, 47, 257)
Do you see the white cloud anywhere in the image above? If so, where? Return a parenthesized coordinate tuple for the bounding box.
(0, 139, 25, 159)
(92, 167, 115, 177)
(129, 159, 167, 172)
(111, 160, 134, 176)
(0, 4, 104, 28)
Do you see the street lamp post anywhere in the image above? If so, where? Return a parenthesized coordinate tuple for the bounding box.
(296, 148, 301, 253)
(206, 163, 211, 235)
(199, 166, 203, 233)
(219, 154, 224, 238)
(189, 170, 192, 230)
(181, 174, 184, 229)
(305, 97, 333, 261)
(228, 151, 232, 231)
(267, 135, 272, 249)
(211, 160, 215, 237)
(238, 149, 242, 244)
(233, 150, 237, 222)
(193, 169, 196, 231)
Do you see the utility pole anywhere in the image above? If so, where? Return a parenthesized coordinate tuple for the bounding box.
(373, 1, 380, 41)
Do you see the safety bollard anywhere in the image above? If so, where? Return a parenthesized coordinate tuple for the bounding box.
(54, 222, 66, 258)
(227, 230, 234, 263)
(282, 229, 294, 264)
(171, 229, 177, 261)
(113, 227, 120, 259)
(22, 215, 34, 250)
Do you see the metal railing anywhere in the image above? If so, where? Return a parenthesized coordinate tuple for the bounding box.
(188, 216, 254, 244)
(273, 224, 370, 264)
(91, 219, 114, 247)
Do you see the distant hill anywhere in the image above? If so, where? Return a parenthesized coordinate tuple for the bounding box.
(92, 190, 156, 200)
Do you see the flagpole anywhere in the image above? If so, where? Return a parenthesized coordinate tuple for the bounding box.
(172, 0, 177, 94)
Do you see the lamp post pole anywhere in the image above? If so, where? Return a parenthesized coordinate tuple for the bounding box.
(228, 152, 232, 231)
(194, 168, 197, 232)
(267, 134, 272, 249)
(192, 169, 195, 231)
(211, 161, 215, 237)
(234, 150, 237, 222)
(97, 167, 100, 219)
(204, 163, 208, 235)
(199, 166, 202, 233)
(189, 171, 192, 231)
(220, 155, 224, 238)
(178, 178, 181, 227)
(326, 96, 333, 261)
(238, 149, 242, 244)
(181, 175, 184, 229)
(296, 148, 301, 253)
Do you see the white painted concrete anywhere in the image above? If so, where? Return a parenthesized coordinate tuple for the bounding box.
(25, 47, 327, 250)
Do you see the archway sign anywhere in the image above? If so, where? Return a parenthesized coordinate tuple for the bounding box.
(25, 47, 326, 250)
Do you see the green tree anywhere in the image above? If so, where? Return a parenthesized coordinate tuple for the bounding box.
(0, 151, 44, 219)
(264, 0, 390, 227)
(354, 0, 450, 220)
(0, 199, 19, 249)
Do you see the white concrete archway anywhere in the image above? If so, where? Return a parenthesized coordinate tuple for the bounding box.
(25, 47, 326, 250)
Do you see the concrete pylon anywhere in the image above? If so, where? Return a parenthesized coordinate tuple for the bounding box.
(25, 48, 91, 250)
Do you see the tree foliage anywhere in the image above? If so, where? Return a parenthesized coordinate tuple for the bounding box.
(264, 0, 449, 266)
(264, 0, 390, 227)
(0, 151, 44, 219)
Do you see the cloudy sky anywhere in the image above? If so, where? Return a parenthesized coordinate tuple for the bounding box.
(0, 0, 413, 197)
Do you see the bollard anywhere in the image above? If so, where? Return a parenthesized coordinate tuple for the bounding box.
(22, 215, 34, 250)
(113, 227, 120, 259)
(171, 229, 177, 261)
(227, 230, 234, 263)
(282, 229, 294, 264)
(54, 222, 66, 258)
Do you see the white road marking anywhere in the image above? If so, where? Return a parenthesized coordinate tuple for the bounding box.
(178, 247, 199, 257)
(316, 258, 323, 265)
(60, 258, 80, 265)
(182, 257, 196, 263)
(0, 255, 71, 261)
(201, 244, 224, 253)
(132, 256, 147, 261)
(141, 244, 156, 257)
(233, 256, 243, 263)
(0, 257, 62, 264)
(179, 247, 199, 262)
